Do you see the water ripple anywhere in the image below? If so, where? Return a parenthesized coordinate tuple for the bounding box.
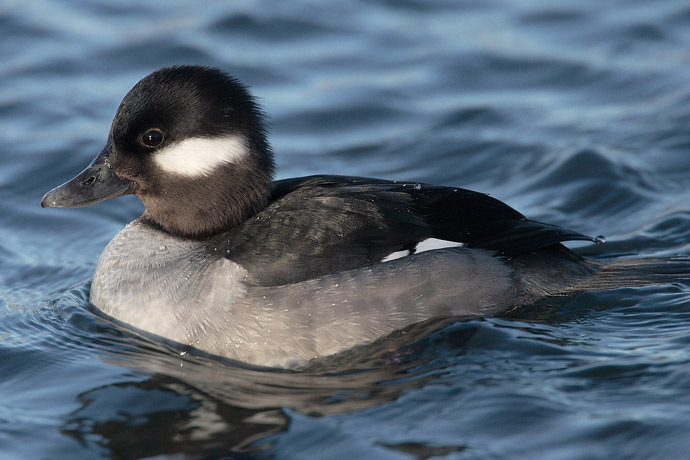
(2, 0, 690, 458)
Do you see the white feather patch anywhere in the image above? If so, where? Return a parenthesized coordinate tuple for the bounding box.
(381, 249, 411, 263)
(153, 135, 248, 177)
(415, 238, 465, 253)
(381, 238, 465, 263)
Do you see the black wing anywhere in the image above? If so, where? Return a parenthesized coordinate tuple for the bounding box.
(222, 175, 595, 286)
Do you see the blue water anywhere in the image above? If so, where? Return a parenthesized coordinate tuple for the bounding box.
(3, 0, 690, 458)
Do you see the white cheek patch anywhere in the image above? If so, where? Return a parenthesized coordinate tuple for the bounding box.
(381, 238, 465, 263)
(153, 135, 248, 177)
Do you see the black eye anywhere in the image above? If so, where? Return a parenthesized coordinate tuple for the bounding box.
(141, 129, 164, 147)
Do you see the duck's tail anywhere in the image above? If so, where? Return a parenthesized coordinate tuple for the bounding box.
(514, 245, 690, 303)
(571, 257, 690, 292)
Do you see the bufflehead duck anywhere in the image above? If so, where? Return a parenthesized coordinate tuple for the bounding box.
(42, 66, 683, 368)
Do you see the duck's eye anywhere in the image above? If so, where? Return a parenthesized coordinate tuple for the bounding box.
(141, 129, 164, 147)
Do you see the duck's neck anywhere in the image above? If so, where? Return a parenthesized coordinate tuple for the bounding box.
(141, 151, 275, 239)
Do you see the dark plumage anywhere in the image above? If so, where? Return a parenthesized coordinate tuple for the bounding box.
(220, 175, 597, 286)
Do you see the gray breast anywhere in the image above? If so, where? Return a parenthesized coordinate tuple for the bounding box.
(91, 220, 248, 348)
(91, 220, 518, 368)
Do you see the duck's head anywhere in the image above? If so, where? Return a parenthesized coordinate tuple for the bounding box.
(42, 65, 275, 238)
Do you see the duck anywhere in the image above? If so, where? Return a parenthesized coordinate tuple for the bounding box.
(41, 65, 683, 368)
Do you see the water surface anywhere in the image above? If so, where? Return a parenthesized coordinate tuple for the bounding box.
(2, 0, 690, 458)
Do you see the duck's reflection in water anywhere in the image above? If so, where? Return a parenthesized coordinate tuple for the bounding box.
(62, 317, 477, 458)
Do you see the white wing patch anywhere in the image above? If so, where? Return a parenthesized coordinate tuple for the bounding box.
(153, 135, 248, 177)
(380, 238, 465, 263)
(381, 249, 411, 263)
(415, 238, 465, 253)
